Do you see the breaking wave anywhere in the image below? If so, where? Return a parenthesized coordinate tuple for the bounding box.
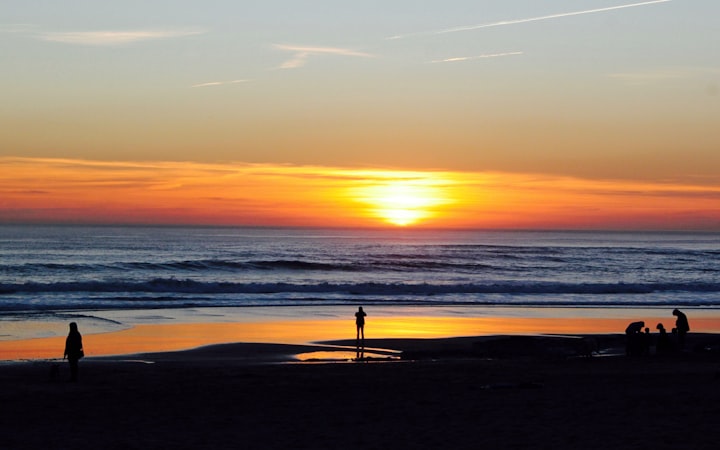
(3, 278, 720, 297)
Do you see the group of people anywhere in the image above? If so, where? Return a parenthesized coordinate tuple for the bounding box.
(625, 309, 690, 356)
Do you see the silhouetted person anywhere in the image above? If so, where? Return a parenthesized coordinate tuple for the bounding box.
(625, 321, 644, 356)
(626, 321, 644, 334)
(642, 327, 652, 355)
(672, 309, 689, 349)
(63, 322, 84, 381)
(355, 307, 367, 358)
(656, 323, 671, 355)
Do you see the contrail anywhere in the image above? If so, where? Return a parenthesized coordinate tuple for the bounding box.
(429, 51, 524, 64)
(388, 0, 672, 40)
(191, 80, 248, 88)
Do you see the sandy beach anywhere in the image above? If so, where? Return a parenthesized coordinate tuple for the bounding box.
(2, 332, 720, 450)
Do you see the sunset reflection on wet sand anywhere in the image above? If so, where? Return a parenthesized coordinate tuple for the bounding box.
(4, 314, 720, 361)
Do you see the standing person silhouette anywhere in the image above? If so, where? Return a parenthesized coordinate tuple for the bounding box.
(672, 309, 690, 349)
(655, 323, 671, 355)
(355, 307, 367, 359)
(63, 322, 84, 382)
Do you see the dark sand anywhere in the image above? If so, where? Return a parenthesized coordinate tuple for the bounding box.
(2, 334, 720, 450)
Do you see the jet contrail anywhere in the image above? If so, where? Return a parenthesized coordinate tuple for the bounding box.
(388, 0, 672, 40)
(429, 51, 524, 64)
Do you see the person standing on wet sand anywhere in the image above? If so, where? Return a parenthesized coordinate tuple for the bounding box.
(355, 307, 367, 357)
(63, 322, 84, 381)
(672, 309, 690, 349)
(655, 323, 671, 355)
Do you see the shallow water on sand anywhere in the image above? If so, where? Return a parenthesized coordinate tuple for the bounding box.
(2, 305, 719, 360)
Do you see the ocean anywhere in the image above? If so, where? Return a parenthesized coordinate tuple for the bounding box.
(1, 225, 719, 342)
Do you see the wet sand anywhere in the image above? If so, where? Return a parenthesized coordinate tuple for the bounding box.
(2, 333, 720, 449)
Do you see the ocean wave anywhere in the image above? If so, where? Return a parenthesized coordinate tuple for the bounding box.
(1, 258, 504, 275)
(1, 259, 365, 276)
(3, 278, 720, 296)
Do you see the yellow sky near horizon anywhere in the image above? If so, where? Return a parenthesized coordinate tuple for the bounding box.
(2, 157, 719, 230)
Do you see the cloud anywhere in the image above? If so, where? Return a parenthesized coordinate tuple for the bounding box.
(608, 70, 686, 84)
(36, 29, 206, 46)
(429, 51, 524, 64)
(191, 79, 249, 88)
(388, 0, 672, 40)
(608, 67, 720, 84)
(274, 44, 374, 69)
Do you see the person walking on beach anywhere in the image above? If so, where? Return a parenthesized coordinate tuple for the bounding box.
(672, 309, 690, 349)
(355, 307, 367, 357)
(63, 322, 84, 382)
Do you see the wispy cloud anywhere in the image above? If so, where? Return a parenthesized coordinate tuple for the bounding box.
(191, 79, 250, 88)
(608, 70, 687, 84)
(388, 0, 672, 40)
(429, 51, 524, 64)
(37, 29, 206, 46)
(274, 44, 374, 69)
(608, 67, 720, 84)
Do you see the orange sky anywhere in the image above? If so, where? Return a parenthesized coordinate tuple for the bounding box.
(1, 156, 719, 230)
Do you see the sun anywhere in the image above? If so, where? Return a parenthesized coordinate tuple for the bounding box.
(374, 184, 431, 226)
(353, 177, 448, 226)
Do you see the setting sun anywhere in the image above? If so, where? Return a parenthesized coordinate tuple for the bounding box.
(351, 175, 450, 226)
(372, 183, 434, 226)
(2, 158, 720, 230)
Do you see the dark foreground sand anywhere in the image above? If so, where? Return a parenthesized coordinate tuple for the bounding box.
(2, 334, 720, 450)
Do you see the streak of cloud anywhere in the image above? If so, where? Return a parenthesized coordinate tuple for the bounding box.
(607, 67, 720, 84)
(274, 44, 374, 69)
(429, 51, 524, 64)
(388, 0, 672, 40)
(37, 29, 206, 46)
(191, 79, 249, 88)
